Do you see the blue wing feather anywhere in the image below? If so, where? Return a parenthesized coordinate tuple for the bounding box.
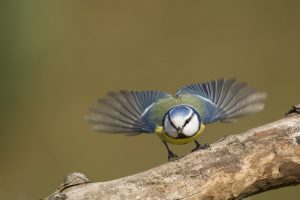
(176, 78, 267, 123)
(87, 90, 172, 134)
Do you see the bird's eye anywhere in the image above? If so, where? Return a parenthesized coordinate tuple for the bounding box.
(182, 114, 200, 137)
(186, 118, 191, 123)
(185, 118, 191, 125)
(183, 114, 193, 127)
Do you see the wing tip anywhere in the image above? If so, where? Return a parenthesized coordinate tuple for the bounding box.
(176, 78, 267, 123)
(86, 90, 170, 134)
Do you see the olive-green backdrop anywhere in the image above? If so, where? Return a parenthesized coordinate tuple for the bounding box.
(1, 1, 300, 199)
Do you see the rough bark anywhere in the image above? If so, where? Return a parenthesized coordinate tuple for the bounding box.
(47, 104, 300, 200)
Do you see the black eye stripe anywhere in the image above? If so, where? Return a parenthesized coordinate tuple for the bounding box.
(168, 114, 177, 130)
(183, 113, 194, 128)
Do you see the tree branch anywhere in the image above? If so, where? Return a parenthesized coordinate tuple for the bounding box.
(47, 104, 300, 200)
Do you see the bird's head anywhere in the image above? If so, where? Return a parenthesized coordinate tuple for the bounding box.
(163, 105, 200, 138)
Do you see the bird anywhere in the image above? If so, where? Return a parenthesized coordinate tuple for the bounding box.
(86, 78, 267, 161)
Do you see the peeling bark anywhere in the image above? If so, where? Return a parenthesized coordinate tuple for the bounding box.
(47, 106, 300, 200)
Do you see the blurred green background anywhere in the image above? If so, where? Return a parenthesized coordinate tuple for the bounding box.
(1, 1, 300, 199)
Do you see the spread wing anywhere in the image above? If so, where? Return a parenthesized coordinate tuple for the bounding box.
(86, 90, 172, 134)
(176, 78, 267, 123)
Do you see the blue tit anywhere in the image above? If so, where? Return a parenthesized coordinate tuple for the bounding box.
(87, 78, 266, 161)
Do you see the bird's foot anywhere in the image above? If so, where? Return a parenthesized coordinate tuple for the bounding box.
(168, 152, 180, 162)
(286, 104, 300, 116)
(191, 143, 211, 152)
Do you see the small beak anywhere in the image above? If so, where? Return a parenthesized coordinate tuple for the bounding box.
(177, 127, 182, 133)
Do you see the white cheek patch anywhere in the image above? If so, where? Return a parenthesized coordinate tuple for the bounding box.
(164, 116, 178, 138)
(182, 115, 200, 137)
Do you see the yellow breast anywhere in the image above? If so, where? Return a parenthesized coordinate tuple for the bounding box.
(155, 123, 205, 145)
